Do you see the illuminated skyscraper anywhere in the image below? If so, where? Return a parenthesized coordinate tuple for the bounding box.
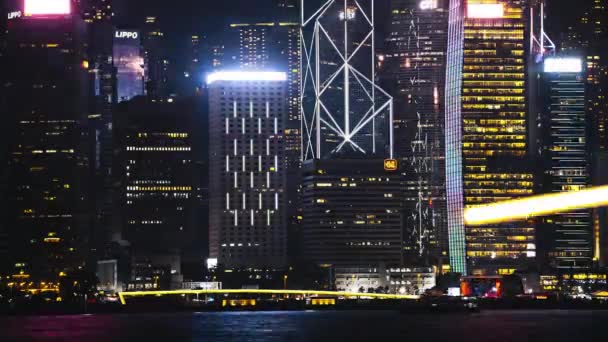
(228, 20, 302, 250)
(537, 57, 592, 271)
(113, 29, 145, 102)
(301, 0, 394, 160)
(208, 72, 288, 269)
(229, 22, 301, 164)
(445, 0, 535, 275)
(299, 1, 401, 280)
(383, 0, 449, 267)
(3, 1, 90, 281)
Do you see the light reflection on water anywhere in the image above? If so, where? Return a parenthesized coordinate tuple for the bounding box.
(0, 310, 602, 341)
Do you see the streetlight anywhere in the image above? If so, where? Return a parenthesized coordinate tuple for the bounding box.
(283, 275, 288, 290)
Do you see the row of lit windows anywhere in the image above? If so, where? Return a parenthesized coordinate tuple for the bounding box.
(126, 147, 191, 151)
(126, 186, 192, 191)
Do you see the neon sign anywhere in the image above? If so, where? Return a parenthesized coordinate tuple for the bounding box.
(8, 11, 22, 19)
(419, 0, 438, 10)
(115, 31, 139, 39)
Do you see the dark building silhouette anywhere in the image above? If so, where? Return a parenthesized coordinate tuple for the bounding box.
(3, 8, 91, 282)
(114, 96, 207, 289)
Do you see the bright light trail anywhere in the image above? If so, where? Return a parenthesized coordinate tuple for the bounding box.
(464, 185, 608, 226)
(118, 289, 419, 305)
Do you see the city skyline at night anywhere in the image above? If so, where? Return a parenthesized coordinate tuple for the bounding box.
(1, 0, 608, 323)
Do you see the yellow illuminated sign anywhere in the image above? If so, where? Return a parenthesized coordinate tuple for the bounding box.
(384, 159, 398, 172)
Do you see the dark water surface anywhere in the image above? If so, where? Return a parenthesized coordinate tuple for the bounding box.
(0, 310, 604, 341)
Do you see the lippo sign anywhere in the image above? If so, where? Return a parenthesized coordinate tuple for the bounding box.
(115, 31, 139, 39)
(8, 11, 22, 19)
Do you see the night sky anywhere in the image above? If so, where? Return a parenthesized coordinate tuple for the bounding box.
(112, 0, 575, 84)
(120, 0, 572, 40)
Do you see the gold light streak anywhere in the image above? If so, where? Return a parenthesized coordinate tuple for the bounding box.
(464, 185, 608, 226)
(118, 289, 419, 305)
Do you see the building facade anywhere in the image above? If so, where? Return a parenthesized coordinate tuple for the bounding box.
(538, 57, 593, 271)
(384, 0, 449, 268)
(208, 72, 288, 269)
(3, 6, 90, 281)
(300, 159, 403, 267)
(115, 97, 206, 289)
(445, 0, 535, 275)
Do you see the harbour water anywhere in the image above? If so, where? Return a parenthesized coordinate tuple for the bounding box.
(0, 309, 604, 341)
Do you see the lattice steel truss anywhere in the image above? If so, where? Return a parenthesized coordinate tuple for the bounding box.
(300, 0, 393, 160)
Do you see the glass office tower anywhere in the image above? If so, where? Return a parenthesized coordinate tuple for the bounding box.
(445, 0, 535, 275)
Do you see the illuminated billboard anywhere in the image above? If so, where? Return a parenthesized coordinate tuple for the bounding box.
(24, 0, 70, 16)
(467, 3, 504, 18)
(544, 58, 583, 73)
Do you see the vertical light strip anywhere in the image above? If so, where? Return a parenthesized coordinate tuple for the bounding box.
(249, 101, 253, 118)
(274, 117, 278, 134)
(233, 101, 237, 118)
(274, 155, 278, 172)
(233, 139, 237, 156)
(250, 172, 254, 188)
(266, 139, 270, 156)
(233, 172, 238, 188)
(258, 155, 262, 172)
(258, 117, 262, 134)
(225, 118, 229, 134)
(242, 118, 245, 134)
(266, 101, 269, 118)
(225, 155, 230, 172)
(258, 193, 262, 210)
(242, 155, 246, 172)
(242, 193, 246, 210)
(234, 211, 238, 227)
(250, 139, 254, 155)
(267, 209, 271, 226)
(250, 209, 254, 226)
(266, 172, 270, 188)
(275, 193, 279, 210)
(226, 193, 230, 210)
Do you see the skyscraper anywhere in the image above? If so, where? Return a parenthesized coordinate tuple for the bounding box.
(143, 16, 170, 98)
(228, 20, 303, 257)
(299, 1, 402, 283)
(115, 97, 206, 289)
(301, 0, 394, 160)
(445, 0, 535, 275)
(3, 1, 91, 281)
(383, 0, 449, 267)
(538, 57, 592, 271)
(301, 160, 403, 267)
(113, 29, 145, 102)
(208, 71, 288, 269)
(228, 21, 301, 163)
(563, 0, 608, 267)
